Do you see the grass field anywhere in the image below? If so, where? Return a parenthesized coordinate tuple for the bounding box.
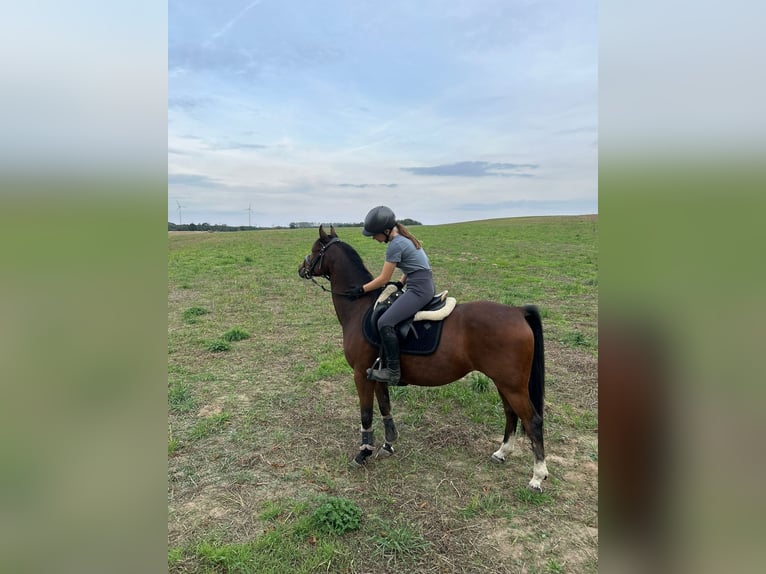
(168, 215, 598, 573)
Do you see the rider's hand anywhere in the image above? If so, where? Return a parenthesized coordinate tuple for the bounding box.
(344, 285, 365, 299)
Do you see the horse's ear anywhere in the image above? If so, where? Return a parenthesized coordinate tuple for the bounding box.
(319, 225, 328, 241)
(329, 225, 338, 238)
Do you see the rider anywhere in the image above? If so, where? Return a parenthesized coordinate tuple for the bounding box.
(346, 206, 435, 385)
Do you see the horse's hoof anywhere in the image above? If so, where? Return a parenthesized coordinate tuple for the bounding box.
(376, 443, 394, 458)
(383, 419, 398, 443)
(349, 457, 365, 468)
(527, 482, 544, 493)
(491, 454, 506, 464)
(350, 450, 373, 468)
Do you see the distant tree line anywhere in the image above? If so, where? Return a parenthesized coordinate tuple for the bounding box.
(168, 222, 281, 232)
(291, 219, 421, 229)
(169, 219, 422, 232)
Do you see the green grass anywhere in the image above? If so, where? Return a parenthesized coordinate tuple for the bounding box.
(207, 340, 231, 353)
(184, 496, 362, 573)
(369, 519, 431, 562)
(303, 349, 354, 381)
(168, 380, 196, 413)
(559, 329, 595, 349)
(168, 216, 598, 573)
(182, 305, 208, 323)
(546, 558, 565, 573)
(167, 437, 180, 455)
(460, 491, 508, 518)
(167, 547, 183, 567)
(515, 487, 555, 506)
(188, 412, 231, 440)
(550, 402, 599, 432)
(466, 371, 492, 393)
(195, 539, 257, 571)
(222, 327, 250, 342)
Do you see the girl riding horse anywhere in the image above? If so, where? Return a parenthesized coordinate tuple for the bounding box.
(344, 206, 434, 385)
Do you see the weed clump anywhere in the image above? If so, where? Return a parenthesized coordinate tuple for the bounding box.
(182, 306, 208, 323)
(310, 496, 362, 535)
(207, 340, 231, 353)
(222, 327, 250, 342)
(467, 372, 491, 393)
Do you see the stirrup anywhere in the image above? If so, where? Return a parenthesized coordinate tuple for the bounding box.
(366, 356, 382, 381)
(369, 367, 401, 385)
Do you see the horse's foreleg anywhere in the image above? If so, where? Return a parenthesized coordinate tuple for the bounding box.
(374, 382, 397, 457)
(351, 371, 376, 467)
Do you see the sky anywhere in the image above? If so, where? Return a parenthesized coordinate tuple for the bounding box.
(168, 0, 597, 227)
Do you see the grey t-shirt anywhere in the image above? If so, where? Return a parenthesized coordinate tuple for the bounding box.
(385, 235, 431, 275)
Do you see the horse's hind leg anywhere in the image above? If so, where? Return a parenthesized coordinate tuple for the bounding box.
(502, 389, 548, 492)
(374, 383, 397, 458)
(491, 395, 519, 463)
(524, 409, 548, 492)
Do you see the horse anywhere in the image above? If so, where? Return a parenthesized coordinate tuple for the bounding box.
(298, 225, 549, 491)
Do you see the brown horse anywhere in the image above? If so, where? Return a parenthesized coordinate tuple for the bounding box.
(298, 225, 548, 491)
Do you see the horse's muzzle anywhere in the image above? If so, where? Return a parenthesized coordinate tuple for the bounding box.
(298, 255, 313, 279)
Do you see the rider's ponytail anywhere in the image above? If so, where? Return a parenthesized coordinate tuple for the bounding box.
(395, 222, 422, 250)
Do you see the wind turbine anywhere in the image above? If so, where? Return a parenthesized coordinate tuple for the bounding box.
(245, 203, 253, 227)
(176, 201, 185, 225)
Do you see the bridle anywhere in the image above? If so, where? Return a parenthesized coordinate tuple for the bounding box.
(300, 237, 347, 295)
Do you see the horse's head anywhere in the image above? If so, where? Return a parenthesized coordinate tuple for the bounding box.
(298, 225, 340, 279)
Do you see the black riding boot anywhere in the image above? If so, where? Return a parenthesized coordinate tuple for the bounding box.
(370, 325, 401, 385)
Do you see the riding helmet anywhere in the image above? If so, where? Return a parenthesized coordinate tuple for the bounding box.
(362, 205, 396, 236)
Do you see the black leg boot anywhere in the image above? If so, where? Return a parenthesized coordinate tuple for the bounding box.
(370, 325, 401, 385)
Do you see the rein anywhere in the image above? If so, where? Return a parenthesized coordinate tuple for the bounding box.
(308, 274, 347, 296)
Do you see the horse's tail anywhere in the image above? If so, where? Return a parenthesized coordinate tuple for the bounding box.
(523, 305, 545, 418)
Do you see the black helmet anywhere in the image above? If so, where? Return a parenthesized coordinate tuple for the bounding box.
(362, 205, 396, 236)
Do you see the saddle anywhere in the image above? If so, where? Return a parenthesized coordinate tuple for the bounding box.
(362, 284, 457, 355)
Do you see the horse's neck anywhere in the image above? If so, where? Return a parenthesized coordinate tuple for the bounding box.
(328, 259, 374, 327)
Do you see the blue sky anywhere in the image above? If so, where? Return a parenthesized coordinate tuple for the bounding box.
(168, 0, 597, 227)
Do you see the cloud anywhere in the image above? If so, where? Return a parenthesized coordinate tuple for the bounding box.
(400, 161, 539, 177)
(168, 43, 256, 75)
(554, 126, 597, 135)
(457, 199, 596, 212)
(207, 141, 267, 150)
(168, 173, 221, 187)
(168, 96, 210, 110)
(337, 183, 398, 188)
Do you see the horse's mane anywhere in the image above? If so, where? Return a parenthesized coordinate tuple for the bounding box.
(339, 242, 374, 282)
